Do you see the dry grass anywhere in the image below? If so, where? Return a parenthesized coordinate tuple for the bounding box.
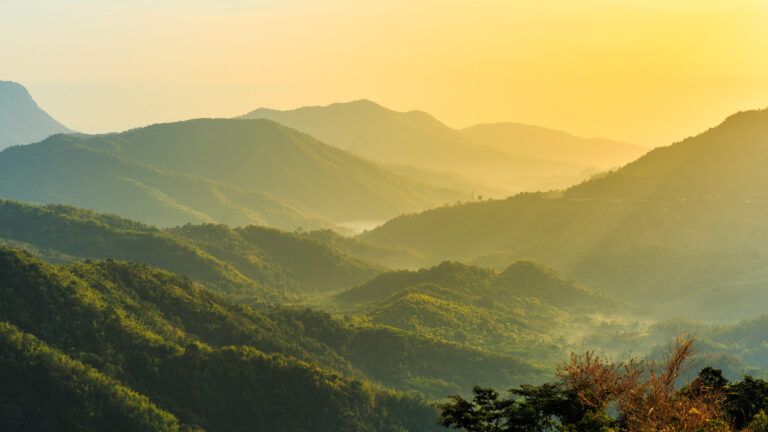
(558, 337, 730, 431)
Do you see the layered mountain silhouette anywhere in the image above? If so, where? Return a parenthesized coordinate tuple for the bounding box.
(242, 100, 642, 194)
(362, 108, 768, 319)
(0, 118, 465, 230)
(461, 122, 647, 168)
(0, 81, 71, 150)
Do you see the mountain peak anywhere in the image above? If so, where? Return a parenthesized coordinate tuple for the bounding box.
(0, 80, 71, 150)
(0, 80, 32, 97)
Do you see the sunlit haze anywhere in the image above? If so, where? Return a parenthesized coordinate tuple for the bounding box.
(2, 0, 768, 145)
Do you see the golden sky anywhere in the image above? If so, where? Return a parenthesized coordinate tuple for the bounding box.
(2, 0, 768, 146)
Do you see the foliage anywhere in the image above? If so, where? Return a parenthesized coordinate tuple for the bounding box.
(0, 322, 182, 432)
(0, 246, 558, 430)
(335, 260, 609, 361)
(0, 199, 381, 299)
(439, 339, 768, 431)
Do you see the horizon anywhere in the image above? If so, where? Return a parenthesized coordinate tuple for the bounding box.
(3, 0, 768, 146)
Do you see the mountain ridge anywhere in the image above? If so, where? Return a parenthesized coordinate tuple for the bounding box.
(242, 99, 643, 194)
(360, 107, 768, 319)
(0, 118, 465, 230)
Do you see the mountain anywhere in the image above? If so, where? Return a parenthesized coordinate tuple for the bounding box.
(0, 81, 71, 150)
(361, 108, 768, 320)
(0, 245, 550, 430)
(0, 247, 446, 431)
(335, 261, 611, 360)
(0, 198, 553, 393)
(0, 199, 381, 300)
(169, 223, 380, 293)
(0, 118, 464, 230)
(0, 322, 182, 432)
(241, 100, 604, 194)
(461, 122, 647, 168)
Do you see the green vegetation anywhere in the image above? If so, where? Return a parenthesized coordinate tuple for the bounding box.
(0, 247, 444, 431)
(362, 108, 768, 320)
(0, 245, 554, 430)
(335, 261, 611, 362)
(0, 199, 381, 299)
(0, 118, 464, 230)
(438, 342, 768, 431)
(170, 223, 380, 293)
(0, 323, 182, 432)
(7, 101, 768, 430)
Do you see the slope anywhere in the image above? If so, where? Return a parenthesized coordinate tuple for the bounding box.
(0, 246, 546, 426)
(0, 199, 378, 299)
(336, 261, 610, 360)
(361, 108, 768, 319)
(242, 99, 598, 193)
(0, 118, 464, 230)
(0, 81, 71, 150)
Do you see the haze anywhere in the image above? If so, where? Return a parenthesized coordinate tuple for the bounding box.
(2, 0, 768, 145)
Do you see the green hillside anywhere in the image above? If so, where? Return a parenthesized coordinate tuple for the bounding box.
(170, 223, 380, 293)
(361, 108, 768, 320)
(0, 199, 377, 299)
(335, 261, 610, 361)
(242, 100, 599, 194)
(0, 323, 183, 432)
(0, 246, 551, 430)
(0, 118, 464, 230)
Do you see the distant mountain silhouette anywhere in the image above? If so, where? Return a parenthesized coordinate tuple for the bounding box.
(0, 81, 70, 150)
(362, 107, 768, 319)
(461, 122, 647, 168)
(0, 118, 465, 230)
(241, 100, 627, 194)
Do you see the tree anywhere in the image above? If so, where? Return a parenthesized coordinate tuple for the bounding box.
(438, 338, 741, 432)
(438, 383, 612, 431)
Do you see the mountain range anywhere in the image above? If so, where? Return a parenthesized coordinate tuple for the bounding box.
(361, 108, 768, 319)
(0, 118, 466, 231)
(242, 99, 645, 194)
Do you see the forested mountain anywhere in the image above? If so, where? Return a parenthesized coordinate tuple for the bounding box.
(0, 199, 379, 300)
(0, 248, 440, 431)
(0, 118, 464, 230)
(0, 81, 71, 150)
(361, 108, 768, 320)
(336, 261, 611, 360)
(241, 100, 603, 194)
(0, 246, 549, 430)
(461, 122, 647, 168)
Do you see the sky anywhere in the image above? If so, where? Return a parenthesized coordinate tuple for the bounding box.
(2, 0, 768, 146)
